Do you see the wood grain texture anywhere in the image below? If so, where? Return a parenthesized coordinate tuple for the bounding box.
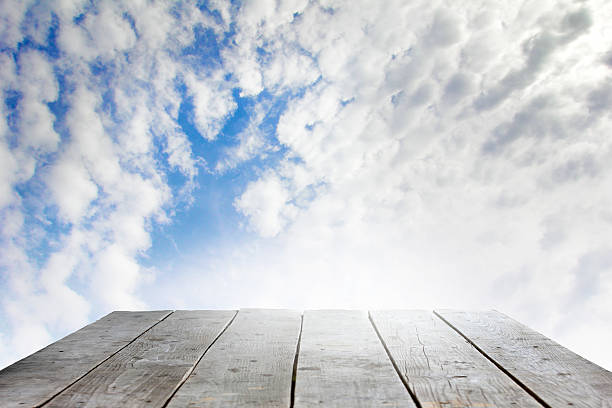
(44, 310, 236, 408)
(0, 310, 171, 408)
(294, 310, 416, 408)
(436, 309, 612, 408)
(166, 308, 301, 408)
(370, 310, 541, 408)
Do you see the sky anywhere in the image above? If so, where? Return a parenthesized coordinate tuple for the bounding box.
(1, 0, 611, 371)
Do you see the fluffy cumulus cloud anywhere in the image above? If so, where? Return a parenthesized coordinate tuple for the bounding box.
(1, 0, 612, 372)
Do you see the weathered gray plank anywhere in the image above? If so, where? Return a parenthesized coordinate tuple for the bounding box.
(436, 309, 612, 408)
(45, 310, 236, 408)
(370, 310, 542, 408)
(0, 310, 171, 408)
(294, 310, 416, 408)
(166, 308, 301, 408)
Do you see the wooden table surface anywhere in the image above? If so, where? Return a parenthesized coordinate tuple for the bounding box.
(1, 309, 611, 407)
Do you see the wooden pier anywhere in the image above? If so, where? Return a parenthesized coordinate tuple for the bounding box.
(1, 309, 611, 407)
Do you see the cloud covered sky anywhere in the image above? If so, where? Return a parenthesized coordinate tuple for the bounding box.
(1, 0, 612, 370)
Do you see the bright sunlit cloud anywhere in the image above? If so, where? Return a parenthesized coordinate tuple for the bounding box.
(1, 0, 612, 371)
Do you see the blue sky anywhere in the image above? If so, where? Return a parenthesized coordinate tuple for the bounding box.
(1, 0, 612, 371)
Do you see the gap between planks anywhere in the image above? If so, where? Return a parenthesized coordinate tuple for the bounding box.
(159, 310, 240, 408)
(38, 310, 175, 408)
(433, 310, 552, 408)
(165, 309, 301, 407)
(368, 311, 423, 408)
(289, 314, 304, 408)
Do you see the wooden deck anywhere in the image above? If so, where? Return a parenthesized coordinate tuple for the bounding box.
(1, 310, 611, 407)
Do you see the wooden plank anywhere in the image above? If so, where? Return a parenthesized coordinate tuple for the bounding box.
(370, 310, 542, 408)
(294, 310, 416, 408)
(166, 308, 301, 408)
(436, 309, 612, 408)
(0, 310, 171, 408)
(44, 310, 236, 408)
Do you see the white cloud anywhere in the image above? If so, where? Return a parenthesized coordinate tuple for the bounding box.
(263, 47, 319, 91)
(91, 244, 146, 309)
(59, 2, 136, 61)
(0, 53, 18, 208)
(0, 0, 31, 49)
(215, 127, 266, 173)
(164, 128, 198, 180)
(426, 8, 463, 48)
(47, 156, 98, 222)
(185, 72, 236, 141)
(0, 139, 17, 209)
(17, 51, 60, 152)
(235, 173, 297, 238)
(220, 0, 312, 96)
(215, 102, 278, 173)
(475, 7, 592, 111)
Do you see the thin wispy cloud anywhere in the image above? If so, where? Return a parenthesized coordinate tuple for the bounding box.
(1, 0, 611, 371)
